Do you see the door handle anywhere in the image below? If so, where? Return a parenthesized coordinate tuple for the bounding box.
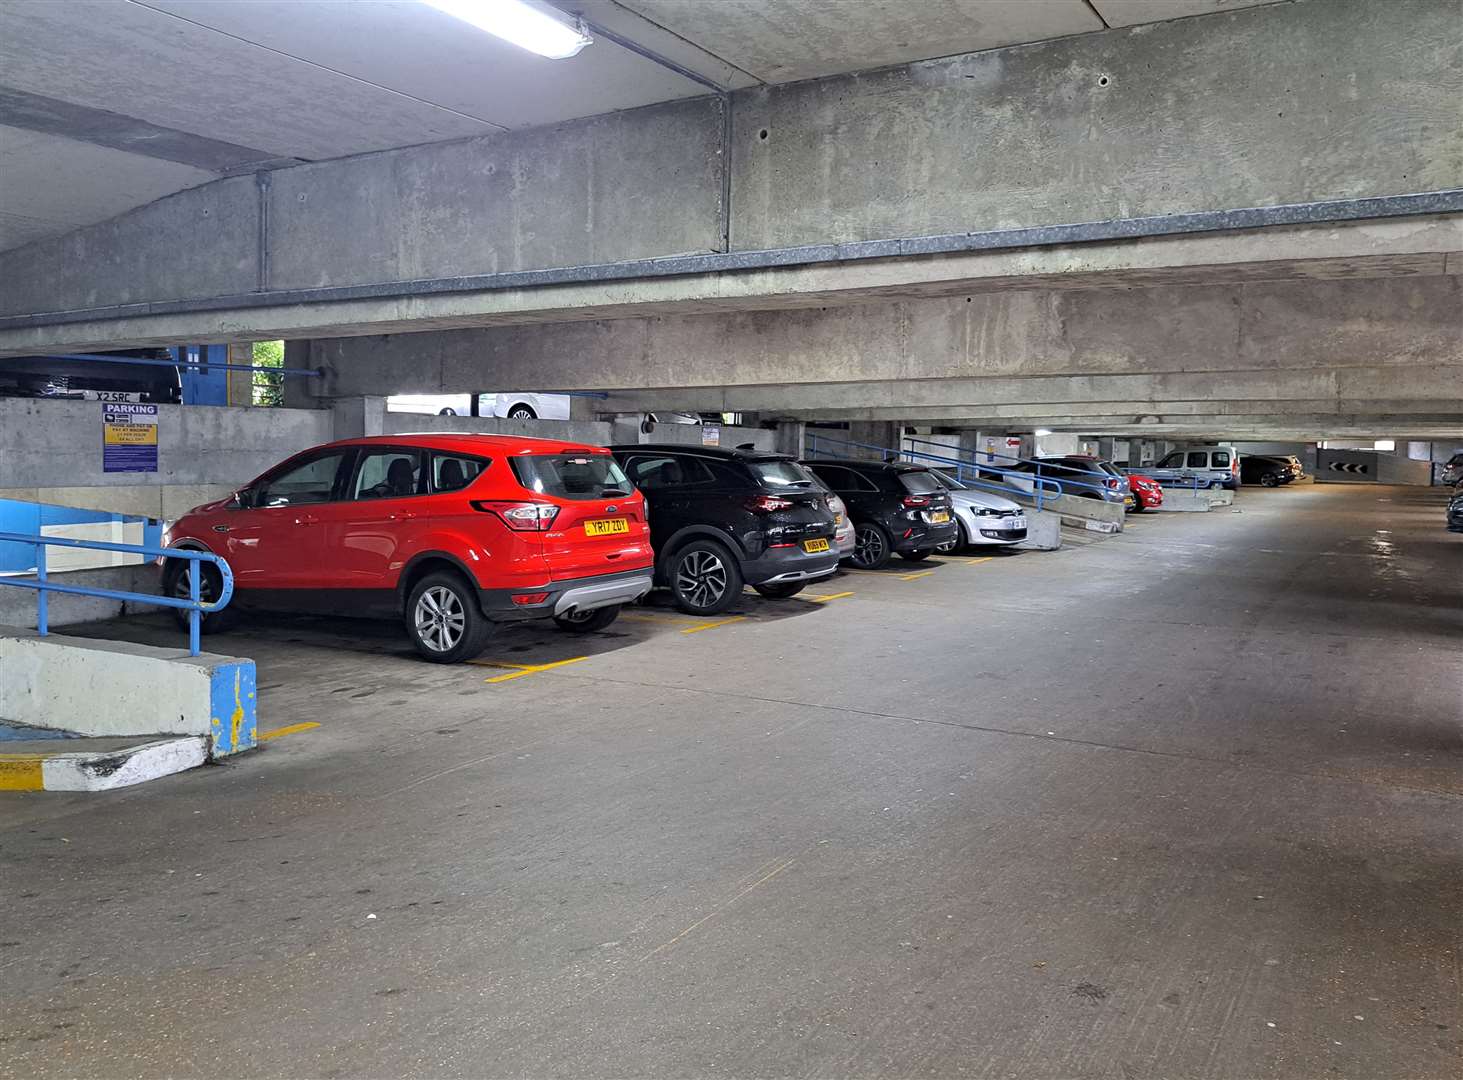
(294, 514, 320, 526)
(390, 510, 420, 521)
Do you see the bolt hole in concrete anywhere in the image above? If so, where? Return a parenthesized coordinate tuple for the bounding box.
(1098, 74, 1110, 87)
(759, 128, 769, 140)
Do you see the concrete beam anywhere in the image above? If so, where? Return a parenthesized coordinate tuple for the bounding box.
(299, 275, 1463, 400)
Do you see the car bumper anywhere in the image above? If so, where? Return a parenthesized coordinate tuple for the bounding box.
(891, 520, 959, 552)
(742, 544, 841, 586)
(480, 566, 653, 621)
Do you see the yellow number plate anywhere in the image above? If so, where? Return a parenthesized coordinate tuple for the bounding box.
(803, 537, 830, 553)
(929, 510, 951, 524)
(584, 518, 629, 536)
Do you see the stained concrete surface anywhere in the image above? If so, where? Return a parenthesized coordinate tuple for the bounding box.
(1, 484, 1459, 1078)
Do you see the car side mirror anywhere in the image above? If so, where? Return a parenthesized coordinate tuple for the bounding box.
(230, 489, 251, 509)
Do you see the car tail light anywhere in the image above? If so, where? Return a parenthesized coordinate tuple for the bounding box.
(1106, 477, 1118, 489)
(902, 495, 930, 508)
(744, 494, 793, 513)
(512, 592, 549, 605)
(472, 500, 559, 531)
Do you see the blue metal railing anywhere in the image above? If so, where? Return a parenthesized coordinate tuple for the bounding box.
(0, 533, 233, 657)
(803, 433, 1121, 510)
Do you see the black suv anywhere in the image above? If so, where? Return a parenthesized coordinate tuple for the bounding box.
(609, 445, 839, 614)
(799, 460, 958, 569)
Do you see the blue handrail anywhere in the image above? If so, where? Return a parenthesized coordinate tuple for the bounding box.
(0, 533, 233, 657)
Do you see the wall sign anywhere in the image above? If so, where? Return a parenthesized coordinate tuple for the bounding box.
(701, 423, 721, 447)
(102, 403, 158, 473)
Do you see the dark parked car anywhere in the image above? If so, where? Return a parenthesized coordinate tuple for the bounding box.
(800, 460, 958, 569)
(1447, 489, 1463, 532)
(609, 444, 839, 614)
(1241, 455, 1296, 487)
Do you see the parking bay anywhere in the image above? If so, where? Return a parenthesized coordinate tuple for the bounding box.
(2, 484, 1459, 1079)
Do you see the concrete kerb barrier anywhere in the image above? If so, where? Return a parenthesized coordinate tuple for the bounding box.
(1156, 489, 1213, 512)
(0, 628, 256, 764)
(1016, 509, 1062, 551)
(1, 736, 209, 792)
(1205, 488, 1236, 507)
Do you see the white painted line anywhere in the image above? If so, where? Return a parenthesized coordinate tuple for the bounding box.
(41, 737, 208, 792)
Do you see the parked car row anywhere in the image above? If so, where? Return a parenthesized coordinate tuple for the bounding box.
(162, 435, 1030, 664)
(1240, 454, 1305, 486)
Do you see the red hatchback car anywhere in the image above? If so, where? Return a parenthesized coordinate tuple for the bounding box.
(162, 434, 654, 662)
(1127, 472, 1164, 512)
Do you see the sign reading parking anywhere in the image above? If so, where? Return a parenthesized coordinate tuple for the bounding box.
(102, 402, 158, 473)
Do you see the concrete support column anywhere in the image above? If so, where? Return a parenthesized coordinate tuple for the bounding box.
(330, 397, 386, 440)
(849, 421, 899, 458)
(774, 421, 806, 458)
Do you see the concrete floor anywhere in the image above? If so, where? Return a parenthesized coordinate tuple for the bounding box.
(2, 484, 1459, 1079)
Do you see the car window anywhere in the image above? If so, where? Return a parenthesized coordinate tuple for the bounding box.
(352, 449, 424, 500)
(1212, 451, 1231, 468)
(898, 470, 943, 495)
(1156, 452, 1183, 468)
(931, 470, 963, 490)
(748, 459, 816, 489)
(626, 455, 714, 491)
(1186, 452, 1209, 468)
(808, 464, 856, 492)
(255, 452, 347, 507)
(431, 453, 488, 493)
(511, 453, 631, 500)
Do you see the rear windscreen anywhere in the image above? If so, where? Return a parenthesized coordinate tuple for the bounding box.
(748, 459, 817, 489)
(898, 470, 943, 495)
(510, 454, 631, 500)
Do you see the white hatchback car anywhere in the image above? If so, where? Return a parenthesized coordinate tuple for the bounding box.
(929, 469, 1028, 549)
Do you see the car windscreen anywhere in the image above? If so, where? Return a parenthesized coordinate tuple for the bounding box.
(932, 470, 966, 490)
(748, 459, 817, 489)
(898, 470, 943, 495)
(1097, 462, 1122, 476)
(510, 453, 631, 500)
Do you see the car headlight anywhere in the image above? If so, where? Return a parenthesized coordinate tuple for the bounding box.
(974, 506, 1005, 517)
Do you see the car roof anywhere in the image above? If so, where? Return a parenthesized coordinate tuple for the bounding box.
(325, 433, 611, 456)
(801, 458, 927, 473)
(607, 443, 792, 461)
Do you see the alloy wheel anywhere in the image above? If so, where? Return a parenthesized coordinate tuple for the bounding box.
(414, 585, 466, 653)
(854, 525, 886, 567)
(172, 565, 218, 604)
(676, 549, 728, 610)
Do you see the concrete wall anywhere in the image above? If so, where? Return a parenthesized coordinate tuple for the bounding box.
(0, 563, 156, 630)
(1, 0, 1456, 328)
(0, 398, 334, 518)
(731, 0, 1461, 250)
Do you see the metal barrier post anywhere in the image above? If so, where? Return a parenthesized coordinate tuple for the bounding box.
(189, 561, 201, 657)
(36, 541, 48, 636)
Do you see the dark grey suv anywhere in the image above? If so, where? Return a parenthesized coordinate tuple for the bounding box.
(609, 445, 840, 614)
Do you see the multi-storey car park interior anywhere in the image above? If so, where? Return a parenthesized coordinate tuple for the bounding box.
(0, 1, 1460, 1077)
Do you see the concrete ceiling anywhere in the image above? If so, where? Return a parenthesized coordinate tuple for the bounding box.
(0, 0, 1283, 253)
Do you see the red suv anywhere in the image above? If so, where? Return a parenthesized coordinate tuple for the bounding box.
(162, 434, 654, 662)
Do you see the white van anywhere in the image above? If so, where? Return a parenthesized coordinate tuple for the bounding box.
(1143, 445, 1240, 490)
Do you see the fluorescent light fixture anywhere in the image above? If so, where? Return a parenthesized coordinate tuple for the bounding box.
(1034, 428, 1052, 437)
(1373, 439, 1395, 451)
(422, 0, 592, 59)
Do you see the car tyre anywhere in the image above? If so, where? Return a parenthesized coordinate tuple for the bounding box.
(1261, 473, 1279, 487)
(753, 582, 805, 599)
(405, 571, 493, 663)
(668, 539, 743, 615)
(851, 522, 894, 570)
(937, 522, 967, 553)
(898, 550, 931, 563)
(553, 604, 620, 633)
(164, 558, 239, 634)
(507, 404, 537, 420)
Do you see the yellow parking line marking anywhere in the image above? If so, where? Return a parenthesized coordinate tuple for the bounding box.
(808, 591, 855, 603)
(681, 616, 746, 634)
(964, 556, 996, 566)
(0, 755, 47, 791)
(257, 721, 321, 741)
(899, 570, 935, 581)
(473, 656, 589, 683)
